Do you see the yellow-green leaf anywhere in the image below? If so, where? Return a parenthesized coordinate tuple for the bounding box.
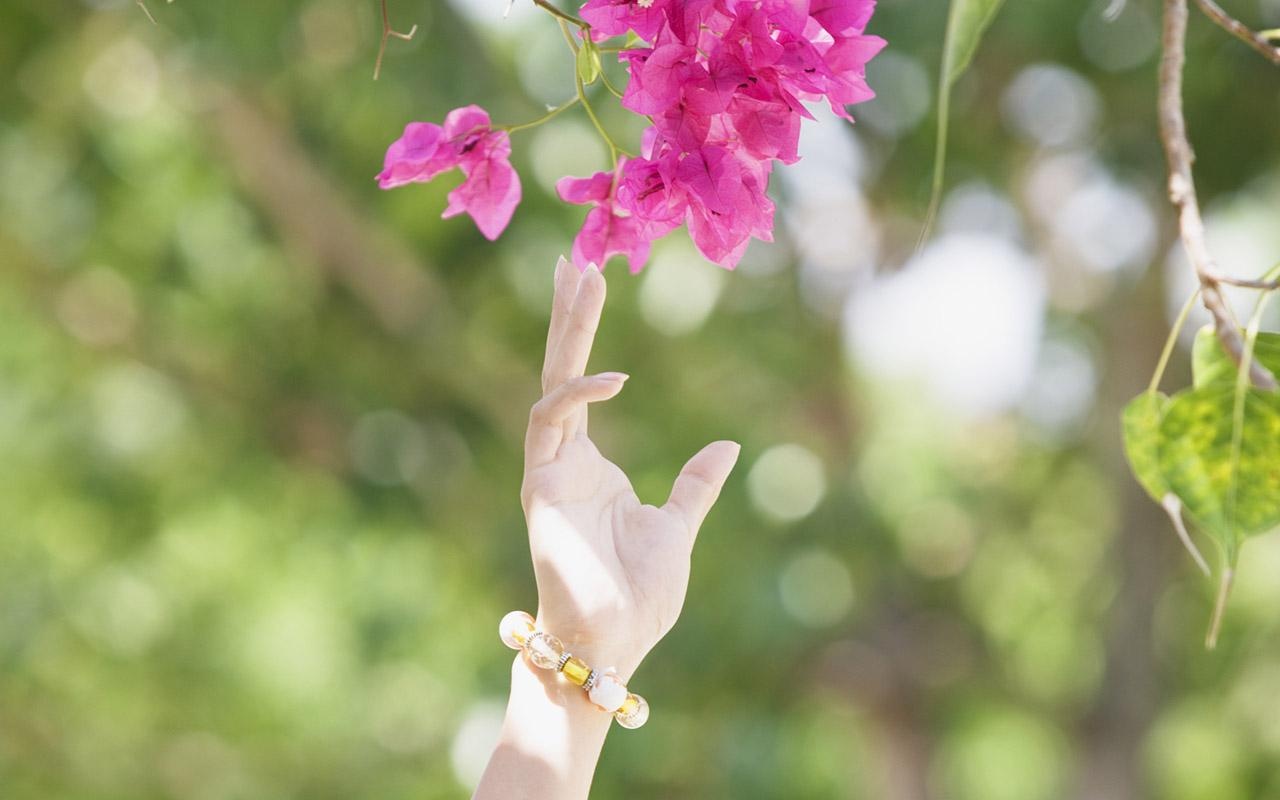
(1124, 392, 1212, 576)
(1157, 385, 1280, 559)
(1191, 325, 1280, 388)
(1122, 392, 1171, 502)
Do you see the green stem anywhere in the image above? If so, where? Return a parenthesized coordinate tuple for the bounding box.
(577, 70, 620, 162)
(501, 96, 581, 134)
(1205, 566, 1235, 650)
(599, 67, 625, 100)
(1147, 289, 1202, 395)
(557, 17, 580, 54)
(556, 18, 629, 162)
(1221, 262, 1280, 592)
(1261, 28, 1280, 40)
(533, 0, 588, 28)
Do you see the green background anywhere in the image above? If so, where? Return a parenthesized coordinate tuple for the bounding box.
(3, 1, 1280, 798)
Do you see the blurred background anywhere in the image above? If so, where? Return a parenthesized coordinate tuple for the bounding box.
(4, 0, 1280, 798)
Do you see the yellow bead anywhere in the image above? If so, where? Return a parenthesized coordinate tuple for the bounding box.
(614, 693, 649, 729)
(499, 611, 536, 650)
(560, 655, 591, 686)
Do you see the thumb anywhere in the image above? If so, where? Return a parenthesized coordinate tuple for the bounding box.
(664, 441, 741, 542)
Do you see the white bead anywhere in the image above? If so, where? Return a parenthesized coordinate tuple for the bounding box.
(614, 694, 649, 729)
(588, 668, 628, 713)
(498, 611, 535, 650)
(525, 632, 564, 670)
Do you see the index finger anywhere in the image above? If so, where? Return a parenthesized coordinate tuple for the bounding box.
(543, 265, 606, 394)
(542, 257, 580, 393)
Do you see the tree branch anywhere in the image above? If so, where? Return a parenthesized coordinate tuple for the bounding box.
(1158, 0, 1278, 389)
(1210, 273, 1280, 290)
(374, 0, 418, 81)
(1193, 0, 1280, 65)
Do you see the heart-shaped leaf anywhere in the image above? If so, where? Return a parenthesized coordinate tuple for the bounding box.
(1122, 392, 1171, 502)
(1157, 384, 1280, 559)
(1191, 325, 1280, 388)
(1122, 392, 1212, 575)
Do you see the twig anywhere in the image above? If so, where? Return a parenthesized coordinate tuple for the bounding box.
(1158, 0, 1278, 389)
(533, 0, 589, 28)
(374, 0, 418, 81)
(1210, 273, 1280, 290)
(1192, 0, 1280, 65)
(136, 0, 157, 24)
(501, 96, 581, 134)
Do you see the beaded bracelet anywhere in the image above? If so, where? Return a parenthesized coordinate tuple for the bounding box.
(499, 610, 649, 729)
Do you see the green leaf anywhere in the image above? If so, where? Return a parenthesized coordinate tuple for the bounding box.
(942, 0, 1008, 82)
(922, 0, 1008, 245)
(1123, 391, 1213, 576)
(577, 40, 601, 86)
(1122, 392, 1171, 502)
(1157, 384, 1280, 559)
(1191, 325, 1280, 388)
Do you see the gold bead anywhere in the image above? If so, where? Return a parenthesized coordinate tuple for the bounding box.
(560, 655, 591, 686)
(614, 693, 649, 729)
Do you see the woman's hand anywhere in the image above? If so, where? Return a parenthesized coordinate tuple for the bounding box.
(522, 258, 740, 679)
(474, 258, 738, 800)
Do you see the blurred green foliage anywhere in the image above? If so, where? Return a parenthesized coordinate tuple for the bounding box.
(4, 1, 1280, 799)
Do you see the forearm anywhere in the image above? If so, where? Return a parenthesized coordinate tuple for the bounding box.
(472, 655, 615, 800)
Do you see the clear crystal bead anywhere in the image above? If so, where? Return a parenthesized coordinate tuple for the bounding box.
(525, 632, 564, 670)
(498, 611, 536, 650)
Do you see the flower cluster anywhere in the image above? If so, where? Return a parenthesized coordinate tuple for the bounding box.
(379, 0, 882, 271)
(377, 106, 520, 241)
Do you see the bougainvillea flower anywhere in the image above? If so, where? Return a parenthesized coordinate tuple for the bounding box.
(380, 1, 883, 269)
(557, 163, 652, 273)
(443, 131, 522, 241)
(620, 43, 700, 115)
(378, 104, 522, 240)
(580, 0, 672, 42)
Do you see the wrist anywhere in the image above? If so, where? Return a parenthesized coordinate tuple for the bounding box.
(476, 656, 612, 800)
(531, 611, 649, 681)
(497, 609, 652, 730)
(498, 653, 613, 750)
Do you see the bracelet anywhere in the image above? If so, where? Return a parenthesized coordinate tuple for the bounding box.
(499, 610, 650, 729)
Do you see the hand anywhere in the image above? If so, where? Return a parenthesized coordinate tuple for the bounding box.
(522, 258, 740, 679)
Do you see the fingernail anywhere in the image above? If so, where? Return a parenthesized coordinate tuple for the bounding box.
(599, 372, 629, 382)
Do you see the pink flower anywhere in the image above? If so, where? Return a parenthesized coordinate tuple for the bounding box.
(616, 149, 687, 241)
(379, 1, 884, 272)
(580, 0, 672, 42)
(675, 146, 773, 269)
(621, 43, 700, 116)
(378, 105, 522, 241)
(557, 163, 652, 273)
